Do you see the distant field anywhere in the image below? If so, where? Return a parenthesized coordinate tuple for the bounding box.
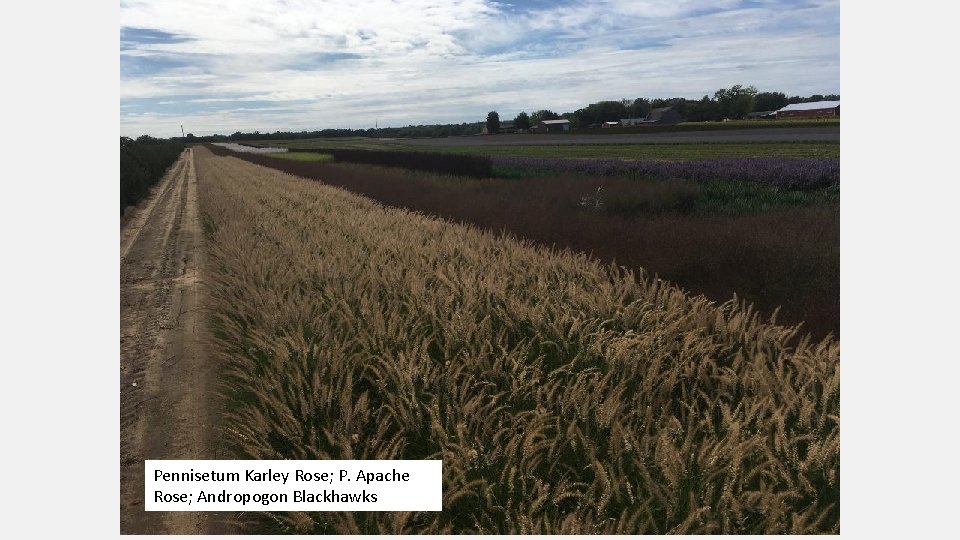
(400, 127, 839, 146)
(575, 117, 839, 134)
(210, 144, 839, 338)
(249, 137, 394, 150)
(251, 139, 839, 161)
(245, 118, 840, 149)
(677, 118, 839, 128)
(269, 151, 334, 162)
(244, 126, 840, 160)
(399, 142, 840, 160)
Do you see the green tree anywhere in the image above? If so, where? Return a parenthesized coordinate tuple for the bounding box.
(582, 100, 628, 123)
(629, 98, 651, 119)
(529, 109, 560, 125)
(486, 111, 500, 134)
(513, 111, 530, 130)
(714, 84, 758, 119)
(755, 91, 787, 112)
(687, 95, 719, 122)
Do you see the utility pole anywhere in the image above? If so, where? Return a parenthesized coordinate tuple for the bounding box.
(181, 125, 185, 138)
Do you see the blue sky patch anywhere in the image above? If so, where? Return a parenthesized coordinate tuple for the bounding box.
(120, 54, 198, 77)
(121, 27, 194, 49)
(496, 0, 581, 14)
(121, 95, 314, 116)
(283, 53, 364, 70)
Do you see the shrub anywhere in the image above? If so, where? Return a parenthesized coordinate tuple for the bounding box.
(120, 137, 184, 215)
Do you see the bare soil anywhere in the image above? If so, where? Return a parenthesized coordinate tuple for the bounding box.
(120, 148, 232, 534)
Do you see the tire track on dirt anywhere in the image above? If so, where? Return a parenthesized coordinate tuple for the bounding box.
(121, 158, 185, 263)
(120, 148, 230, 534)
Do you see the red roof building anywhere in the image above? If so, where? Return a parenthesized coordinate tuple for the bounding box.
(776, 100, 840, 119)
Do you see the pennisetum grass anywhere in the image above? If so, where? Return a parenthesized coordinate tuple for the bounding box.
(195, 147, 839, 534)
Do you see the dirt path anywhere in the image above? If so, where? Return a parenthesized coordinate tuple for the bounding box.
(120, 148, 228, 534)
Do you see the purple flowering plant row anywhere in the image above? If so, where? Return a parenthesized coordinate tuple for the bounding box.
(491, 156, 840, 191)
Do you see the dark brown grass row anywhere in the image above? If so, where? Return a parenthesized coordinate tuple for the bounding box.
(195, 147, 839, 534)
(319, 147, 493, 178)
(207, 145, 839, 340)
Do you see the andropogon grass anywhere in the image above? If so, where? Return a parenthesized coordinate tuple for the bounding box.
(195, 147, 839, 534)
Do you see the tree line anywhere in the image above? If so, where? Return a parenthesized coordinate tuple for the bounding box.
(488, 86, 839, 132)
(182, 122, 484, 143)
(166, 84, 837, 142)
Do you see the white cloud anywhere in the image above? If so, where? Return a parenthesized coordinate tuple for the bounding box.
(120, 0, 840, 137)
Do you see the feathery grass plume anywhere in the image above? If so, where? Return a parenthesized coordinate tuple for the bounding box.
(207, 143, 839, 339)
(195, 147, 839, 534)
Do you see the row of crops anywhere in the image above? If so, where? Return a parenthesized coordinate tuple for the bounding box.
(195, 147, 839, 534)
(490, 155, 840, 190)
(208, 143, 840, 338)
(282, 147, 840, 190)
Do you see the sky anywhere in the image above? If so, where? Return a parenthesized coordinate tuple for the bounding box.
(119, 0, 839, 138)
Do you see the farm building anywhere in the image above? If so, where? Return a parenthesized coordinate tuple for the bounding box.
(536, 119, 571, 133)
(620, 107, 682, 126)
(643, 107, 682, 125)
(602, 121, 619, 128)
(775, 100, 840, 119)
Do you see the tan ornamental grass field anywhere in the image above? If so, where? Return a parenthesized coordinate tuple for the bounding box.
(194, 146, 839, 534)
